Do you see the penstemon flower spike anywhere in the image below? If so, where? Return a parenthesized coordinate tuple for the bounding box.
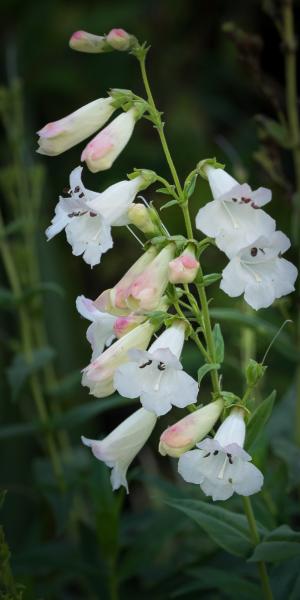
(38, 28, 299, 600)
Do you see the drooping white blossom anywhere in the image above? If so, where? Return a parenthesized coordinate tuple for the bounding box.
(159, 399, 223, 457)
(196, 166, 276, 258)
(82, 407, 157, 492)
(76, 295, 116, 360)
(37, 97, 115, 155)
(220, 230, 298, 310)
(46, 167, 144, 267)
(81, 108, 137, 172)
(114, 321, 199, 416)
(178, 408, 263, 501)
(82, 320, 154, 398)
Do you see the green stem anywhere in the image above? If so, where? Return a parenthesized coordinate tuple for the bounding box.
(139, 56, 184, 198)
(282, 0, 300, 445)
(196, 278, 220, 395)
(242, 497, 273, 600)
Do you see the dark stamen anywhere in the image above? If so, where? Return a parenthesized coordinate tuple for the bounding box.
(89, 211, 97, 217)
(241, 197, 251, 204)
(251, 247, 258, 257)
(203, 452, 211, 458)
(139, 360, 152, 369)
(74, 186, 80, 193)
(213, 450, 219, 456)
(158, 362, 166, 371)
(227, 453, 233, 465)
(228, 478, 233, 484)
(259, 248, 265, 254)
(251, 202, 259, 209)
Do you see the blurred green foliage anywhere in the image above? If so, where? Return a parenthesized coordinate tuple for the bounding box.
(1, 1, 300, 598)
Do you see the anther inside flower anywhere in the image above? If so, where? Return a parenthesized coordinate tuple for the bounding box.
(220, 230, 298, 309)
(114, 322, 199, 415)
(196, 166, 276, 258)
(178, 409, 263, 501)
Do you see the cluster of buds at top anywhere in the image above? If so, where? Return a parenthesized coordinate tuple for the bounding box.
(69, 28, 137, 54)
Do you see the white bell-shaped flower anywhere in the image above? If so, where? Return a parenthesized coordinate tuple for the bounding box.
(82, 407, 157, 492)
(76, 295, 117, 360)
(195, 166, 275, 258)
(82, 320, 154, 398)
(178, 408, 263, 501)
(114, 321, 199, 416)
(220, 230, 298, 310)
(37, 97, 115, 156)
(46, 167, 143, 267)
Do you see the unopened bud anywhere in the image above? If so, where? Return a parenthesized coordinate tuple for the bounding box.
(128, 203, 158, 235)
(168, 245, 199, 284)
(245, 359, 266, 387)
(106, 28, 133, 51)
(159, 399, 223, 457)
(69, 30, 111, 53)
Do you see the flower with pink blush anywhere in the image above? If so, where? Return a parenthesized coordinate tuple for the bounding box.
(125, 244, 176, 311)
(113, 315, 146, 338)
(69, 30, 110, 53)
(159, 400, 223, 457)
(168, 245, 199, 284)
(37, 97, 115, 156)
(106, 28, 132, 51)
(108, 247, 158, 314)
(82, 320, 154, 398)
(81, 108, 137, 172)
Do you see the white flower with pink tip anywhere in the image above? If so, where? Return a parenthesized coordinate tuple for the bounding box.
(81, 108, 137, 173)
(114, 321, 199, 416)
(178, 408, 263, 501)
(37, 97, 115, 156)
(82, 320, 154, 398)
(168, 245, 199, 284)
(82, 407, 157, 492)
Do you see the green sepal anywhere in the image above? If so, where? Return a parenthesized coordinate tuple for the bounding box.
(197, 158, 225, 179)
(245, 358, 267, 387)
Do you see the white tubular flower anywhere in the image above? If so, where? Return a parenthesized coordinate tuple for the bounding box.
(46, 167, 143, 267)
(195, 166, 275, 258)
(220, 230, 298, 310)
(76, 295, 117, 360)
(114, 321, 199, 416)
(37, 97, 115, 156)
(82, 320, 154, 398)
(82, 407, 157, 492)
(159, 399, 223, 457)
(81, 108, 136, 172)
(168, 245, 200, 284)
(69, 30, 109, 53)
(178, 408, 264, 502)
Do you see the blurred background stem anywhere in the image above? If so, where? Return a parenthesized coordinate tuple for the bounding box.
(281, 0, 300, 445)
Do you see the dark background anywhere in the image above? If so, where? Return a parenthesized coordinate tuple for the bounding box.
(0, 1, 299, 598)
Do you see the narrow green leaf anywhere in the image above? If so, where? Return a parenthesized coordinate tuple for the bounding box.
(195, 273, 221, 287)
(212, 323, 224, 363)
(165, 498, 262, 557)
(197, 363, 220, 384)
(156, 187, 173, 195)
(7, 347, 56, 401)
(171, 566, 260, 599)
(160, 199, 178, 210)
(245, 391, 276, 451)
(272, 438, 300, 487)
(249, 525, 300, 562)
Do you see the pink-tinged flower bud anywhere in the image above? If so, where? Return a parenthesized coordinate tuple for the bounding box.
(106, 28, 132, 51)
(127, 203, 159, 235)
(69, 30, 111, 53)
(37, 97, 115, 156)
(82, 320, 154, 398)
(125, 244, 176, 311)
(81, 108, 137, 173)
(109, 247, 158, 313)
(159, 399, 223, 457)
(168, 245, 199, 284)
(113, 315, 146, 338)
